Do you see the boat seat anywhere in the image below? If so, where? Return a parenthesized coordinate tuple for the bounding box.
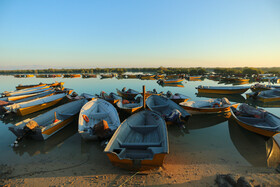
(128, 125, 158, 134)
(89, 112, 108, 120)
(117, 139, 162, 149)
(151, 103, 169, 110)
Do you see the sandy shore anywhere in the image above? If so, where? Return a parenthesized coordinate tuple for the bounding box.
(1, 139, 280, 187)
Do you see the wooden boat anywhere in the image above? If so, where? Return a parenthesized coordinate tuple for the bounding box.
(116, 88, 139, 100)
(104, 110, 169, 170)
(246, 89, 280, 102)
(196, 85, 250, 94)
(26, 74, 34, 78)
(0, 89, 56, 104)
(140, 75, 155, 80)
(82, 74, 97, 78)
(100, 74, 114, 79)
(146, 95, 190, 124)
(163, 91, 190, 104)
(157, 79, 184, 84)
(15, 82, 64, 90)
(9, 99, 87, 140)
(230, 104, 280, 137)
(250, 84, 272, 92)
(0, 89, 55, 102)
(3, 93, 66, 116)
(116, 95, 143, 115)
(165, 75, 180, 79)
(97, 91, 119, 105)
(196, 92, 246, 103)
(16, 83, 47, 90)
(179, 98, 239, 115)
(187, 75, 202, 81)
(78, 98, 120, 141)
(1, 85, 52, 97)
(159, 83, 184, 88)
(232, 77, 250, 82)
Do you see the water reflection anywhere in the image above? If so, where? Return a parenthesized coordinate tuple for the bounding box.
(228, 119, 280, 167)
(12, 120, 77, 156)
(246, 100, 280, 108)
(196, 92, 246, 103)
(187, 114, 228, 130)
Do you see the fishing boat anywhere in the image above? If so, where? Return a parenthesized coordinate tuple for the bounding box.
(104, 110, 169, 170)
(140, 75, 155, 80)
(250, 83, 272, 92)
(78, 98, 120, 141)
(100, 74, 114, 79)
(196, 85, 250, 94)
(157, 79, 184, 84)
(116, 95, 143, 114)
(97, 91, 119, 104)
(116, 88, 139, 100)
(159, 83, 184, 88)
(246, 89, 280, 102)
(187, 75, 202, 81)
(16, 83, 47, 90)
(163, 91, 190, 104)
(15, 82, 64, 90)
(146, 95, 190, 124)
(230, 104, 280, 137)
(3, 93, 66, 116)
(82, 74, 97, 78)
(179, 98, 239, 115)
(232, 77, 250, 82)
(9, 99, 87, 141)
(0, 89, 55, 102)
(1, 85, 52, 97)
(196, 92, 246, 103)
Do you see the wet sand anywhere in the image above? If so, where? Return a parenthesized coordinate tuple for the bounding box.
(1, 123, 280, 187)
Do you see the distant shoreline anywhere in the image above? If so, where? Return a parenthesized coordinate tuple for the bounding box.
(0, 67, 280, 75)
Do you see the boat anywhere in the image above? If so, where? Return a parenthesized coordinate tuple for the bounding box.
(9, 99, 87, 141)
(0, 89, 55, 102)
(82, 74, 97, 78)
(146, 95, 190, 124)
(157, 79, 184, 84)
(230, 103, 280, 137)
(100, 74, 114, 79)
(3, 93, 66, 116)
(78, 98, 120, 141)
(196, 85, 250, 94)
(97, 91, 119, 104)
(104, 110, 169, 170)
(187, 75, 202, 81)
(246, 88, 280, 102)
(196, 92, 246, 103)
(159, 83, 184, 88)
(116, 88, 139, 100)
(250, 83, 272, 92)
(232, 77, 250, 82)
(163, 91, 190, 104)
(26, 74, 34, 78)
(1, 85, 52, 97)
(179, 98, 239, 115)
(16, 83, 47, 90)
(140, 75, 155, 80)
(15, 82, 64, 90)
(116, 95, 143, 114)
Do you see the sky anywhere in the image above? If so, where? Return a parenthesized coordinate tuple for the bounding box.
(0, 0, 279, 69)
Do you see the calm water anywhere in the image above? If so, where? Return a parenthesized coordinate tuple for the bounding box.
(0, 75, 280, 171)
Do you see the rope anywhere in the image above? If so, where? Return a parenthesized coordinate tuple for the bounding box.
(119, 171, 140, 187)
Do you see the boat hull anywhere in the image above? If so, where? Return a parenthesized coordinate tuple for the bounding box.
(182, 103, 239, 115)
(197, 88, 249, 94)
(106, 152, 167, 170)
(17, 97, 63, 116)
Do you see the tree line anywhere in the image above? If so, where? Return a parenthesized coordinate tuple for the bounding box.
(0, 67, 279, 76)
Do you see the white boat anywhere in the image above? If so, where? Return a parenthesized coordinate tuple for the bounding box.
(9, 99, 87, 140)
(78, 98, 120, 141)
